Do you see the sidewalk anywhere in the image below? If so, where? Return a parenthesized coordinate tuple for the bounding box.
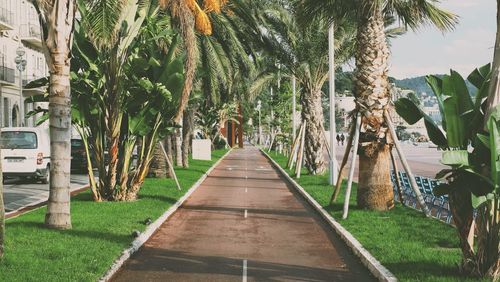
(111, 146, 374, 281)
(4, 174, 89, 216)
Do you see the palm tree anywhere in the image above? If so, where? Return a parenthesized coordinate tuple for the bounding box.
(29, 0, 77, 229)
(486, 0, 500, 121)
(251, 2, 356, 174)
(298, 0, 457, 210)
(160, 0, 230, 124)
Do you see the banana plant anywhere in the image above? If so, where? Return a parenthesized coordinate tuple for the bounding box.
(25, 8, 185, 202)
(395, 64, 500, 276)
(117, 21, 185, 200)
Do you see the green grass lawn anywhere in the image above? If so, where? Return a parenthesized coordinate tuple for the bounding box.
(267, 151, 486, 282)
(0, 149, 228, 282)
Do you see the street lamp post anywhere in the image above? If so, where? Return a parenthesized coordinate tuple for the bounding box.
(15, 46, 27, 127)
(328, 24, 337, 185)
(256, 100, 262, 145)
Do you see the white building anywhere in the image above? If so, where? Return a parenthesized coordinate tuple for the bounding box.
(0, 0, 48, 128)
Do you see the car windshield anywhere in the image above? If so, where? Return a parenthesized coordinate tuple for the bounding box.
(1, 131, 38, 149)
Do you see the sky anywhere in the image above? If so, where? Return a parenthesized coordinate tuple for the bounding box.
(389, 0, 496, 79)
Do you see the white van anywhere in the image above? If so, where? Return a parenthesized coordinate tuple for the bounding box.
(1, 127, 51, 183)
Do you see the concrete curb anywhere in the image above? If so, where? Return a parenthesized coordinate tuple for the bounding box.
(260, 149, 398, 282)
(99, 149, 233, 282)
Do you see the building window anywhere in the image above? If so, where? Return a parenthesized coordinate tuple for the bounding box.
(12, 103, 18, 127)
(3, 97, 8, 127)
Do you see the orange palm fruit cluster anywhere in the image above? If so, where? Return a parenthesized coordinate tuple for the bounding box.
(159, 0, 229, 35)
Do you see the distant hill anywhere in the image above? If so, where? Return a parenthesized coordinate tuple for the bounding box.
(393, 75, 476, 97)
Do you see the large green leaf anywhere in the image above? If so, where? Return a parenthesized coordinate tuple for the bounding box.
(450, 70, 474, 115)
(426, 75, 446, 128)
(441, 76, 466, 148)
(159, 58, 184, 83)
(423, 118, 447, 148)
(477, 133, 491, 149)
(441, 150, 469, 167)
(164, 73, 185, 99)
(394, 98, 424, 125)
(467, 63, 491, 90)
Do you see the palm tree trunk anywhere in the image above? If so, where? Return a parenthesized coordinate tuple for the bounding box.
(165, 136, 173, 178)
(149, 141, 167, 178)
(175, 128, 182, 166)
(42, 0, 76, 229)
(354, 7, 394, 211)
(0, 143, 4, 259)
(475, 2, 500, 279)
(182, 109, 194, 168)
(169, 0, 198, 124)
(300, 86, 326, 175)
(486, 0, 500, 121)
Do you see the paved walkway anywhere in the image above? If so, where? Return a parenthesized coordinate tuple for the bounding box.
(111, 146, 374, 281)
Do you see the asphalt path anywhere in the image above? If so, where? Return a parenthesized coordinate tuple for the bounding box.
(2, 143, 444, 215)
(111, 146, 374, 281)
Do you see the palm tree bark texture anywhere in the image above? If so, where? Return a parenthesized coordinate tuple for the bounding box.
(353, 7, 394, 211)
(300, 84, 326, 175)
(31, 0, 76, 229)
(150, 142, 168, 178)
(182, 109, 195, 168)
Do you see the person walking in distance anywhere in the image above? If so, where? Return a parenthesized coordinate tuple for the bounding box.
(340, 133, 345, 146)
(336, 134, 341, 146)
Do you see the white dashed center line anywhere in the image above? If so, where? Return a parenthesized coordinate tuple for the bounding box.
(242, 259, 248, 282)
(244, 209, 248, 218)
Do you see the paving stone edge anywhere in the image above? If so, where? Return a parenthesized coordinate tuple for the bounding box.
(100, 149, 233, 282)
(260, 148, 398, 282)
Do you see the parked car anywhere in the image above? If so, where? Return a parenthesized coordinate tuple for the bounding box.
(1, 127, 50, 183)
(71, 138, 92, 173)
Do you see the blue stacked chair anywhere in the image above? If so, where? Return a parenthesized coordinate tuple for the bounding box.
(390, 171, 454, 224)
(421, 178, 436, 207)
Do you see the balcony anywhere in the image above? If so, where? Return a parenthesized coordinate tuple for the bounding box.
(20, 24, 43, 50)
(0, 57, 15, 85)
(23, 73, 47, 96)
(0, 7, 14, 30)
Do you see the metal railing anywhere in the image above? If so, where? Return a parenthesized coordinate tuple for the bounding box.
(0, 56, 15, 83)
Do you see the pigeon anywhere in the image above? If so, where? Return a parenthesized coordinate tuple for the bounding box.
(131, 230, 141, 238)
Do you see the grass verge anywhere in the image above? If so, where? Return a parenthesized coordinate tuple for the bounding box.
(267, 150, 485, 282)
(0, 149, 228, 282)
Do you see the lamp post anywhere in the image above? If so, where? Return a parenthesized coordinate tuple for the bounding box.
(328, 24, 337, 185)
(15, 46, 26, 127)
(256, 100, 262, 145)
